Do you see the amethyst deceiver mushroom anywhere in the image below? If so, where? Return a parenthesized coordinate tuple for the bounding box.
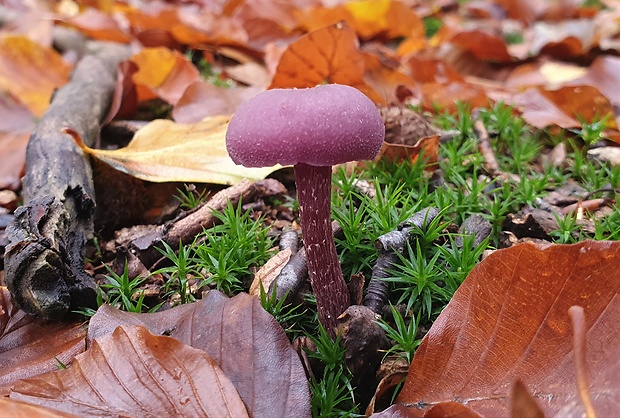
(226, 84, 385, 333)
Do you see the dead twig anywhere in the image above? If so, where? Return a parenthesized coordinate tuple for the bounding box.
(4, 42, 131, 319)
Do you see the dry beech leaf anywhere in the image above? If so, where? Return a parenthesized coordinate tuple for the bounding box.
(173, 80, 263, 123)
(249, 248, 292, 297)
(130, 47, 199, 105)
(70, 115, 283, 185)
(372, 402, 482, 418)
(0, 35, 71, 116)
(269, 22, 377, 101)
(377, 135, 440, 167)
(86, 291, 311, 418)
(450, 30, 512, 62)
(0, 397, 79, 418)
(63, 8, 131, 43)
(394, 240, 620, 417)
(301, 0, 423, 40)
(0, 132, 29, 191)
(511, 85, 617, 129)
(0, 288, 86, 396)
(10, 325, 249, 418)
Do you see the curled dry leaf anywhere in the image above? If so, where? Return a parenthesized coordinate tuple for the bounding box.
(70, 115, 283, 185)
(0, 288, 87, 396)
(86, 291, 311, 418)
(130, 47, 199, 105)
(392, 240, 620, 417)
(10, 325, 249, 418)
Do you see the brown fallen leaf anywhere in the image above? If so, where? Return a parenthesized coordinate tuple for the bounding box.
(511, 85, 617, 129)
(0, 397, 79, 418)
(10, 325, 249, 418)
(269, 22, 378, 102)
(172, 80, 263, 123)
(0, 34, 71, 116)
(394, 240, 620, 416)
(130, 47, 199, 105)
(0, 288, 87, 396)
(62, 8, 131, 43)
(69, 115, 283, 185)
(86, 291, 311, 418)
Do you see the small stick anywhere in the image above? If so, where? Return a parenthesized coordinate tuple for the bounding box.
(472, 118, 500, 177)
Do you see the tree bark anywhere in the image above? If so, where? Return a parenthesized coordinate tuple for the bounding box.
(4, 42, 131, 319)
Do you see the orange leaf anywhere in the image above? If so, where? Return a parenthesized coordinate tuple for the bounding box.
(0, 35, 71, 116)
(63, 8, 131, 43)
(396, 240, 620, 416)
(269, 22, 377, 100)
(511, 85, 617, 129)
(301, 0, 424, 40)
(363, 53, 415, 105)
(130, 47, 199, 105)
(450, 30, 513, 63)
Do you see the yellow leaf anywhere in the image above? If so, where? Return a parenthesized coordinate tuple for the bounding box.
(76, 115, 283, 185)
(345, 0, 391, 27)
(130, 47, 199, 105)
(0, 35, 71, 116)
(131, 47, 177, 88)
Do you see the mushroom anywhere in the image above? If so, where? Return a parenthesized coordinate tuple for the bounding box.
(226, 84, 385, 333)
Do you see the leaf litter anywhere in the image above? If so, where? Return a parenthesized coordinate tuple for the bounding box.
(0, 0, 620, 417)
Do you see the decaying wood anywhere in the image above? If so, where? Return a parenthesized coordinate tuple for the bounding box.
(4, 42, 131, 319)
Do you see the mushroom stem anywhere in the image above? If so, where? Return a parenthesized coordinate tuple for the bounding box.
(294, 162, 350, 334)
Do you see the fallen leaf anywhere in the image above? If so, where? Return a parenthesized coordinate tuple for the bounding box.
(0, 93, 33, 190)
(10, 325, 249, 418)
(511, 85, 617, 129)
(172, 81, 263, 123)
(0, 132, 29, 191)
(130, 47, 199, 105)
(249, 248, 292, 297)
(450, 30, 513, 62)
(363, 53, 415, 105)
(63, 8, 131, 43)
(86, 291, 311, 418)
(269, 22, 377, 101)
(377, 135, 440, 167)
(70, 115, 283, 185)
(0, 288, 86, 396)
(395, 240, 620, 416)
(300, 0, 424, 40)
(0, 397, 79, 418)
(420, 81, 490, 113)
(0, 35, 71, 116)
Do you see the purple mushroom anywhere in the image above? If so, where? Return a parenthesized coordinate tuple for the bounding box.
(226, 84, 385, 333)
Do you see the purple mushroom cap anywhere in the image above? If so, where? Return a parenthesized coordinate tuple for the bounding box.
(226, 84, 385, 167)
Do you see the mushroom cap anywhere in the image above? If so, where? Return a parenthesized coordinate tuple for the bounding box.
(225, 84, 385, 167)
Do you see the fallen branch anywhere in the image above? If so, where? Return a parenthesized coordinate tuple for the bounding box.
(111, 179, 287, 270)
(4, 42, 131, 319)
